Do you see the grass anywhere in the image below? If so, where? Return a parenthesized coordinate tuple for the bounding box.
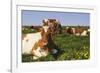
(22, 26, 90, 62)
(53, 33, 90, 60)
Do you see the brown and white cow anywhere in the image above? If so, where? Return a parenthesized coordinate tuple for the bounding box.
(66, 27, 88, 36)
(42, 19, 62, 35)
(22, 26, 58, 60)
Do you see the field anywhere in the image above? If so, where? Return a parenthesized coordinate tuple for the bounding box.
(22, 26, 90, 62)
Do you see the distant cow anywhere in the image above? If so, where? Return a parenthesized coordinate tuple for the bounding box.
(65, 27, 89, 36)
(42, 19, 62, 35)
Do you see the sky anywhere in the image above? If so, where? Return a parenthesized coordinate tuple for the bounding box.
(22, 10, 90, 26)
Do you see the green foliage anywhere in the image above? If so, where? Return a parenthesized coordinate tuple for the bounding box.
(22, 26, 37, 34)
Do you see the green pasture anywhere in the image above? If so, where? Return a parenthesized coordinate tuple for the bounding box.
(22, 26, 90, 62)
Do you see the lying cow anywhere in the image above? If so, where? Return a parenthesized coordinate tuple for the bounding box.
(66, 27, 89, 36)
(22, 26, 58, 60)
(42, 19, 62, 35)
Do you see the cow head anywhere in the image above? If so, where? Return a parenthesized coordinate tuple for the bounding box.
(31, 26, 52, 59)
(39, 26, 52, 46)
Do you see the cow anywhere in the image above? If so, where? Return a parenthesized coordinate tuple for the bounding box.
(42, 19, 62, 36)
(65, 27, 89, 36)
(22, 26, 58, 60)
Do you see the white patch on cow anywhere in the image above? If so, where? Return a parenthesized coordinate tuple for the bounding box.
(51, 49, 58, 54)
(81, 30, 87, 36)
(56, 20, 60, 24)
(43, 26, 49, 33)
(75, 33, 80, 36)
(72, 28, 75, 34)
(43, 42, 48, 46)
(33, 47, 48, 59)
(22, 32, 41, 54)
(33, 47, 43, 57)
(44, 19, 48, 22)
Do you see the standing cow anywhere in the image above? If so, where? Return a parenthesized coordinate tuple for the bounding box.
(42, 19, 62, 35)
(65, 26, 89, 36)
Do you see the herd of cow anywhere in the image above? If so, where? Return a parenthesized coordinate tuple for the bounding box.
(22, 19, 90, 60)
